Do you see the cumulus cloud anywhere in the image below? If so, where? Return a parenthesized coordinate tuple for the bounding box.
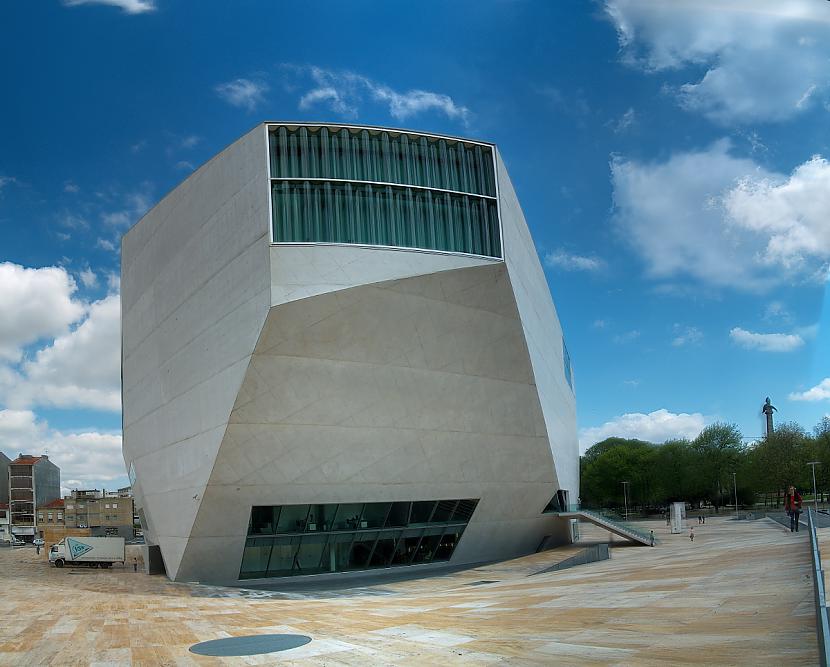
(287, 65, 471, 125)
(579, 408, 706, 452)
(723, 156, 830, 272)
(611, 140, 830, 291)
(729, 327, 804, 352)
(3, 295, 121, 412)
(0, 263, 85, 362)
(215, 78, 268, 111)
(605, 0, 830, 124)
(544, 250, 605, 272)
(0, 409, 125, 489)
(790, 378, 830, 402)
(62, 0, 155, 13)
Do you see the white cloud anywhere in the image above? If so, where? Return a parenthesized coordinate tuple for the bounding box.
(97, 238, 116, 252)
(611, 141, 830, 291)
(722, 156, 830, 272)
(612, 107, 637, 133)
(544, 250, 605, 272)
(63, 181, 79, 193)
(790, 378, 830, 402)
(288, 65, 471, 125)
(605, 0, 830, 124)
(0, 409, 125, 489)
(3, 295, 122, 412)
(79, 267, 98, 289)
(0, 263, 85, 362)
(175, 160, 195, 171)
(763, 301, 792, 324)
(671, 325, 702, 347)
(729, 327, 804, 352)
(63, 0, 155, 13)
(579, 408, 706, 452)
(592, 319, 607, 329)
(215, 78, 268, 112)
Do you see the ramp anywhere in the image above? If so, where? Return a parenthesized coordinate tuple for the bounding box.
(557, 508, 653, 546)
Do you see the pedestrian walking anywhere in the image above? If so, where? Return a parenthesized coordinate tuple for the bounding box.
(689, 527, 694, 542)
(698, 515, 702, 525)
(36, 544, 40, 555)
(785, 485, 803, 532)
(133, 557, 138, 572)
(650, 530, 655, 547)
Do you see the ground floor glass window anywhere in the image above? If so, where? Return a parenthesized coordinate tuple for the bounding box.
(240, 499, 478, 579)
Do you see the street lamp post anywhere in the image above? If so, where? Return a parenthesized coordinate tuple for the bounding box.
(621, 481, 630, 521)
(808, 461, 821, 515)
(732, 472, 738, 519)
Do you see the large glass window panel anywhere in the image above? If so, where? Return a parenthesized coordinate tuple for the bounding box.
(271, 180, 501, 258)
(331, 503, 365, 531)
(434, 528, 465, 562)
(412, 526, 445, 564)
(295, 535, 328, 574)
(390, 528, 423, 566)
(248, 506, 277, 535)
(385, 502, 411, 528)
(267, 536, 302, 577)
(348, 531, 378, 570)
(240, 538, 273, 579)
(451, 499, 479, 522)
(269, 126, 496, 197)
(306, 504, 335, 532)
(241, 499, 478, 578)
(275, 505, 310, 534)
(369, 530, 402, 569)
(431, 500, 458, 524)
(361, 502, 391, 529)
(409, 501, 436, 527)
(327, 533, 354, 572)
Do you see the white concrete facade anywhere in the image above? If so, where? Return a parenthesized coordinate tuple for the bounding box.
(121, 123, 577, 584)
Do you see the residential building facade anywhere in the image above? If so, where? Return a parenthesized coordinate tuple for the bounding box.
(9, 454, 60, 543)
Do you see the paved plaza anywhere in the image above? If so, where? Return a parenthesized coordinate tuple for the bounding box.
(0, 517, 819, 665)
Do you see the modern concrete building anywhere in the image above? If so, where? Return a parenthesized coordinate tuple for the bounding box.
(8, 454, 60, 543)
(121, 123, 578, 584)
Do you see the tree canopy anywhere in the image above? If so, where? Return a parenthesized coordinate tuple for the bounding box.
(580, 418, 829, 510)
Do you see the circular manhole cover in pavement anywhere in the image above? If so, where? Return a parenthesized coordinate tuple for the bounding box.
(189, 634, 312, 656)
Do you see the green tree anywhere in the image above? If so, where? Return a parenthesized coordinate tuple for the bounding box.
(690, 422, 744, 510)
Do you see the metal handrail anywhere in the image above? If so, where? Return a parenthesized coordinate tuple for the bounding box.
(807, 509, 830, 667)
(558, 505, 654, 543)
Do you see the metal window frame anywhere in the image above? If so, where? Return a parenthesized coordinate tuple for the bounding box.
(264, 123, 504, 260)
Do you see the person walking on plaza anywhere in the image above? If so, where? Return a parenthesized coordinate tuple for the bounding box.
(785, 485, 803, 532)
(650, 530, 655, 547)
(689, 527, 694, 542)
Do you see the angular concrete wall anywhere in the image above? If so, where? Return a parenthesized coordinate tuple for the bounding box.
(121, 126, 271, 579)
(176, 261, 568, 583)
(496, 151, 579, 499)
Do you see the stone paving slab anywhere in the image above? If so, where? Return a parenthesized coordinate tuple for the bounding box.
(0, 517, 819, 665)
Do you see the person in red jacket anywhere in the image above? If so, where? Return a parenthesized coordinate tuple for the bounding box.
(785, 485, 803, 532)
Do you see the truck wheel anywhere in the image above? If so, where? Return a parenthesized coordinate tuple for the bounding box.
(102, 563, 111, 569)
(55, 559, 64, 568)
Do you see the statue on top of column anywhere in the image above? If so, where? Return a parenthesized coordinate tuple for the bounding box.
(762, 397, 777, 438)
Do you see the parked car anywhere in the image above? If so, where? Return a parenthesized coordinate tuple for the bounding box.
(11, 538, 25, 547)
(33, 538, 45, 547)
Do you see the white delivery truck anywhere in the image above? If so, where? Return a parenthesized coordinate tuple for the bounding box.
(49, 536, 125, 569)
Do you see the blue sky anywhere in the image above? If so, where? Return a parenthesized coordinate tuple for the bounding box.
(1, 0, 829, 491)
